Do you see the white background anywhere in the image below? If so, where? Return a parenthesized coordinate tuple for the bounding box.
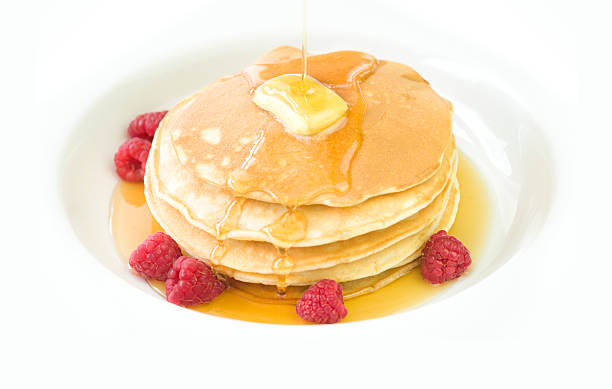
(2, 0, 610, 387)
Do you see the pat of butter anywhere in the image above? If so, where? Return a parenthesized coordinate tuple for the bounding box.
(253, 74, 348, 136)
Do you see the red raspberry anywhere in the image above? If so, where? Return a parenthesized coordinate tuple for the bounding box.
(114, 137, 151, 182)
(129, 232, 182, 281)
(127, 110, 168, 140)
(165, 257, 226, 306)
(296, 279, 348, 324)
(421, 230, 471, 284)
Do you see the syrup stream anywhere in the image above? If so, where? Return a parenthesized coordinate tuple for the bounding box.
(301, 0, 307, 81)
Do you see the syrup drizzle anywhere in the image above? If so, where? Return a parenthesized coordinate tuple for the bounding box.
(210, 241, 227, 263)
(232, 50, 377, 208)
(215, 198, 246, 240)
(262, 207, 308, 245)
(272, 248, 295, 295)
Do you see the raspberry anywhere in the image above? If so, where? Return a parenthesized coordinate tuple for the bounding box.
(114, 138, 151, 182)
(129, 232, 182, 281)
(165, 257, 226, 306)
(296, 279, 348, 324)
(127, 111, 168, 140)
(421, 230, 471, 284)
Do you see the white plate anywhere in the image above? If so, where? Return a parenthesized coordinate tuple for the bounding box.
(57, 34, 555, 318)
(29, 0, 612, 385)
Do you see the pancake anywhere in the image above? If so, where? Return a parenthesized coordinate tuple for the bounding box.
(159, 46, 452, 207)
(145, 158, 459, 286)
(229, 259, 422, 304)
(145, 159, 455, 274)
(210, 178, 459, 286)
(149, 119, 456, 247)
(142, 46, 460, 295)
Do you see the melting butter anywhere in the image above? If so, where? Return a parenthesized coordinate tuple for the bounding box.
(253, 74, 348, 136)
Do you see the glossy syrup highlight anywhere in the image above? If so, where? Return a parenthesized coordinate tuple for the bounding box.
(110, 152, 491, 324)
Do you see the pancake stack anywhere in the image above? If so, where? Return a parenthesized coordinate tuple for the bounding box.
(144, 46, 457, 300)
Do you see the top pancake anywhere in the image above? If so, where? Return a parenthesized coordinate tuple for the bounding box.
(161, 46, 452, 207)
(149, 120, 456, 247)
